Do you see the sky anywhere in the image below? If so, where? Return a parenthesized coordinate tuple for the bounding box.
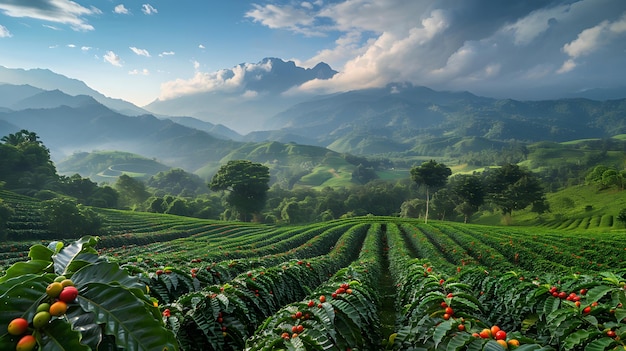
(0, 0, 625, 107)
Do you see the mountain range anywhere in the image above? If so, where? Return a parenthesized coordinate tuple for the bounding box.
(144, 57, 338, 133)
(1, 59, 626, 185)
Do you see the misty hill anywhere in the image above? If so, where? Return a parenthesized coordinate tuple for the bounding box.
(0, 66, 148, 116)
(167, 116, 242, 141)
(57, 150, 171, 183)
(144, 58, 337, 133)
(263, 84, 626, 155)
(0, 97, 241, 170)
(0, 88, 372, 189)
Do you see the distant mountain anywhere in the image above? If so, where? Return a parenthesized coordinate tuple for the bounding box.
(10, 89, 99, 110)
(0, 95, 240, 170)
(0, 66, 148, 116)
(566, 87, 626, 101)
(262, 83, 626, 154)
(167, 116, 242, 141)
(144, 58, 337, 133)
(0, 84, 44, 107)
(0, 88, 361, 189)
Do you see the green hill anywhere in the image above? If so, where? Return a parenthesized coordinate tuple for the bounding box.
(57, 151, 171, 183)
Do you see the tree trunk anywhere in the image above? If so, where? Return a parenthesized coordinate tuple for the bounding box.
(424, 187, 430, 224)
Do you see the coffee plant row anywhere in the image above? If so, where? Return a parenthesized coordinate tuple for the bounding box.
(1, 216, 625, 350)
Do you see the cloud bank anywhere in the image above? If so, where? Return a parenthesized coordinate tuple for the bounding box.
(158, 0, 626, 101)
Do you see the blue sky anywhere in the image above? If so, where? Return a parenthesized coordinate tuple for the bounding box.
(0, 0, 625, 106)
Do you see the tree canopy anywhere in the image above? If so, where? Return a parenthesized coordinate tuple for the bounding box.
(485, 163, 548, 222)
(410, 160, 451, 223)
(209, 160, 270, 222)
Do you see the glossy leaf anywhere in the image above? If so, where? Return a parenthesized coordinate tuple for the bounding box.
(39, 318, 91, 351)
(77, 282, 179, 351)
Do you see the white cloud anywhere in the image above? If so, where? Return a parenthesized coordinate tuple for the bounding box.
(242, 90, 259, 98)
(246, 3, 320, 35)
(67, 44, 76, 48)
(557, 59, 576, 74)
(142, 4, 157, 15)
(159, 61, 273, 100)
(43, 24, 60, 30)
(296, 8, 451, 93)
(0, 24, 11, 37)
(129, 46, 151, 57)
(504, 5, 569, 46)
(129, 68, 149, 75)
(559, 11, 626, 74)
(193, 60, 200, 70)
(563, 21, 609, 59)
(114, 4, 130, 15)
(104, 51, 122, 67)
(0, 1, 100, 31)
(198, 44, 205, 49)
(159, 51, 175, 57)
(81, 46, 91, 51)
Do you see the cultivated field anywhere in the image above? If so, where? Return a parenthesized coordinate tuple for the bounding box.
(1, 199, 626, 350)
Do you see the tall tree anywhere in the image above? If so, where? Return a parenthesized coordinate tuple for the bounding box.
(410, 160, 451, 223)
(209, 160, 270, 222)
(450, 174, 485, 223)
(484, 163, 547, 224)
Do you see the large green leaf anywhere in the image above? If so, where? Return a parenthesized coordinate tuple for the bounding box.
(0, 259, 53, 282)
(28, 244, 54, 261)
(77, 282, 179, 351)
(39, 318, 91, 351)
(584, 337, 615, 351)
(53, 236, 99, 275)
(0, 274, 49, 331)
(66, 304, 103, 350)
(72, 261, 145, 292)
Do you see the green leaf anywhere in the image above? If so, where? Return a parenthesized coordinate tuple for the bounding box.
(482, 340, 505, 351)
(48, 241, 64, 253)
(66, 305, 103, 350)
(77, 282, 179, 351)
(445, 332, 473, 351)
(28, 244, 54, 261)
(586, 285, 614, 303)
(562, 330, 591, 351)
(584, 337, 615, 351)
(543, 296, 560, 316)
(53, 236, 99, 276)
(39, 318, 91, 351)
(0, 259, 52, 282)
(72, 260, 145, 292)
(0, 274, 49, 331)
(522, 313, 539, 331)
(433, 319, 453, 347)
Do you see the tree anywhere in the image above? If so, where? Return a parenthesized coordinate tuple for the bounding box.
(410, 160, 451, 223)
(0, 199, 14, 241)
(450, 174, 485, 223)
(618, 208, 626, 226)
(41, 198, 102, 237)
(114, 174, 150, 209)
(484, 163, 547, 224)
(209, 160, 270, 222)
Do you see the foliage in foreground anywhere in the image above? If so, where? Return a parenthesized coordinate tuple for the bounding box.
(0, 236, 178, 351)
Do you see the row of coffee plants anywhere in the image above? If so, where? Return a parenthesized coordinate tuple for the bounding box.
(129, 222, 366, 304)
(386, 222, 626, 350)
(159, 223, 371, 350)
(245, 223, 385, 350)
